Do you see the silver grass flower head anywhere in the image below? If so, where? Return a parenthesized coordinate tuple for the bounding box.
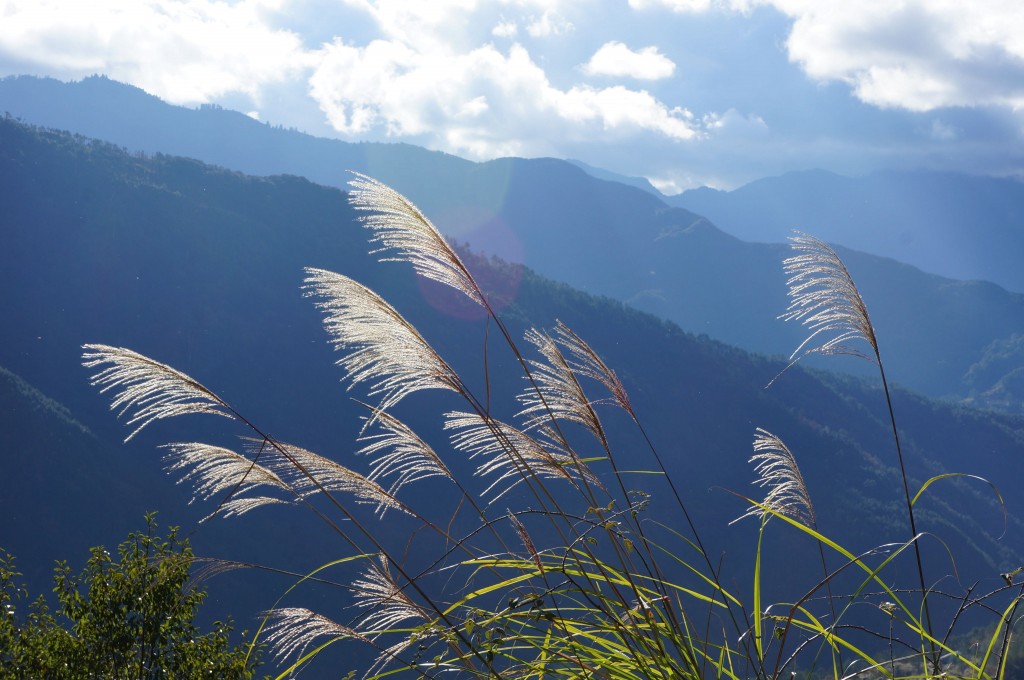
(734, 428, 815, 526)
(261, 608, 364, 663)
(352, 554, 427, 634)
(445, 411, 595, 500)
(82, 344, 234, 441)
(161, 442, 290, 517)
(216, 496, 291, 518)
(779, 232, 878, 365)
(357, 405, 454, 498)
(247, 438, 410, 518)
(185, 557, 251, 590)
(508, 511, 544, 574)
(347, 172, 487, 309)
(553, 321, 634, 417)
(518, 327, 606, 446)
(303, 267, 462, 417)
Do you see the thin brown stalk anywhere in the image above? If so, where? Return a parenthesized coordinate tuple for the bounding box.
(774, 231, 936, 671)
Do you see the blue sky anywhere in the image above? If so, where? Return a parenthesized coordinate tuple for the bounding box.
(2, 0, 1023, 191)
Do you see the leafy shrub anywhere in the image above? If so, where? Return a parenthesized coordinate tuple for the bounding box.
(0, 513, 259, 679)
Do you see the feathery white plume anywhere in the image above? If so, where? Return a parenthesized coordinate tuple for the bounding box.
(82, 345, 233, 441)
(357, 406, 454, 498)
(217, 496, 291, 518)
(348, 172, 487, 309)
(518, 327, 605, 445)
(261, 608, 364, 663)
(734, 428, 815, 526)
(249, 438, 410, 518)
(352, 554, 427, 633)
(304, 268, 462, 417)
(779, 232, 877, 364)
(553, 321, 634, 417)
(365, 638, 416, 680)
(445, 411, 592, 500)
(161, 442, 290, 515)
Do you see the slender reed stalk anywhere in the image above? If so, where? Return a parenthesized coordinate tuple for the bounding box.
(775, 232, 937, 672)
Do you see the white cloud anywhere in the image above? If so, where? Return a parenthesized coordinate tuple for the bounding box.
(556, 85, 697, 139)
(525, 11, 574, 37)
(628, 0, 754, 13)
(307, 40, 699, 158)
(583, 41, 676, 80)
(766, 1, 1024, 111)
(353, 1, 575, 49)
(492, 20, 518, 37)
(701, 108, 768, 135)
(627, 0, 1024, 112)
(0, 0, 308, 104)
(628, 0, 712, 11)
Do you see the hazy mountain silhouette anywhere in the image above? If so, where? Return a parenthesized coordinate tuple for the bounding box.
(671, 168, 1024, 294)
(3, 75, 1023, 413)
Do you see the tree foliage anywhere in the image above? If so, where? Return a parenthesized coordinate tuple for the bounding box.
(0, 513, 259, 679)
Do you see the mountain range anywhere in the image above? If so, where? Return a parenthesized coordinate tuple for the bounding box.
(670, 169, 1024, 294)
(2, 114, 1024, 650)
(1, 75, 1022, 414)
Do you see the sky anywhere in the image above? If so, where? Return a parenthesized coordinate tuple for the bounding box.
(2, 0, 1024, 191)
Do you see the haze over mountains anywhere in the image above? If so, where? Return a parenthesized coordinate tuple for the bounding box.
(2, 75, 1023, 415)
(670, 169, 1024, 294)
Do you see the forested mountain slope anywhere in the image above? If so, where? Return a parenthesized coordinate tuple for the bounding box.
(3, 76, 1023, 412)
(2, 120, 1023, 667)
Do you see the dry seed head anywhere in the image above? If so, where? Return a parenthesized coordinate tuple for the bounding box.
(261, 607, 364, 663)
(553, 321, 634, 417)
(445, 411, 594, 500)
(519, 327, 606, 446)
(357, 405, 454, 498)
(82, 344, 234, 441)
(779, 232, 878, 366)
(734, 428, 815, 526)
(303, 267, 463, 418)
(216, 496, 291, 518)
(161, 442, 290, 516)
(247, 438, 410, 518)
(348, 172, 487, 309)
(508, 511, 544, 574)
(367, 638, 416, 678)
(351, 554, 427, 633)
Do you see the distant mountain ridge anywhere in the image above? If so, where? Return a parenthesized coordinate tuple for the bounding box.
(2, 75, 1023, 413)
(670, 168, 1024, 294)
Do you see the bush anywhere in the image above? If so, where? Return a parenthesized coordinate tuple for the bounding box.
(80, 174, 1018, 678)
(0, 513, 260, 679)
